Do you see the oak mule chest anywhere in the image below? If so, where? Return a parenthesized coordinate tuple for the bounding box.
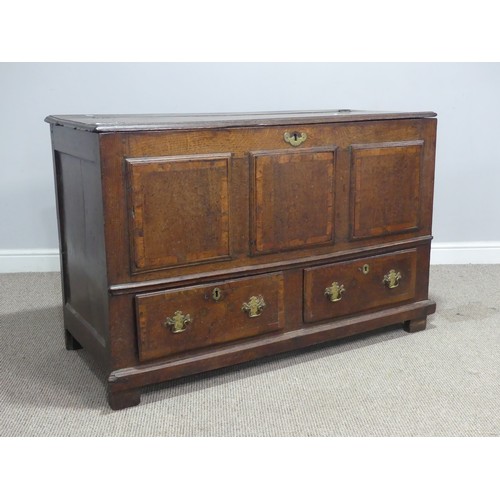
(46, 110, 437, 410)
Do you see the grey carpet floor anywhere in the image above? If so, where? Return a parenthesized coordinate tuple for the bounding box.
(1, 265, 499, 436)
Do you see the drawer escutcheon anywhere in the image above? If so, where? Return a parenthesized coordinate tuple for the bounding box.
(360, 264, 370, 274)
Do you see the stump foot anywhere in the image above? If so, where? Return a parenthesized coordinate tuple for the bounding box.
(403, 317, 427, 333)
(64, 329, 82, 350)
(107, 387, 141, 411)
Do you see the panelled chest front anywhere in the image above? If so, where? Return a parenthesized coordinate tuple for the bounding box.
(46, 110, 437, 409)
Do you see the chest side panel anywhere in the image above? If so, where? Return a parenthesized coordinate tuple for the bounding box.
(50, 126, 110, 366)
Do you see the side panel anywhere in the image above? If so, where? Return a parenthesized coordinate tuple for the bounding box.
(51, 125, 109, 368)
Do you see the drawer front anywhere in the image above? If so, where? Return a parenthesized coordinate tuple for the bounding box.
(303, 249, 417, 323)
(136, 272, 284, 362)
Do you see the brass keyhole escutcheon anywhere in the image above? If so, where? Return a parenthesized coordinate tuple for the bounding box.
(284, 131, 307, 147)
(212, 287, 222, 302)
(361, 264, 370, 275)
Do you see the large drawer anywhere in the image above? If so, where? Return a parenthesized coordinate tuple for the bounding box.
(135, 272, 285, 362)
(303, 249, 417, 323)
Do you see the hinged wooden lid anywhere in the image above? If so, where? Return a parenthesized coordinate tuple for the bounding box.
(45, 109, 437, 132)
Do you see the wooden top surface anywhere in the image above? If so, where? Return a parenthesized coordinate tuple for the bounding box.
(45, 109, 437, 132)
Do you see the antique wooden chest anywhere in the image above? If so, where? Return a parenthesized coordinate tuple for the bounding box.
(46, 110, 437, 409)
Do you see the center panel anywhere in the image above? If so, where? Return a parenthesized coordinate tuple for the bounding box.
(250, 147, 337, 255)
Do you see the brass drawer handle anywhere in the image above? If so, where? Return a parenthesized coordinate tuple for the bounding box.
(242, 295, 266, 318)
(325, 282, 345, 302)
(383, 269, 402, 289)
(284, 131, 307, 147)
(164, 311, 192, 333)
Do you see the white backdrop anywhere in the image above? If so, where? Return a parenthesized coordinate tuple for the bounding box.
(1, 62, 499, 270)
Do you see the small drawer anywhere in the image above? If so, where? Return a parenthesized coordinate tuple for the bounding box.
(135, 272, 284, 362)
(303, 249, 417, 323)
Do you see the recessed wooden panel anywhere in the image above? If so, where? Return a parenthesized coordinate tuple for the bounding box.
(127, 154, 231, 272)
(304, 249, 418, 323)
(135, 272, 285, 362)
(250, 147, 336, 254)
(56, 152, 108, 349)
(350, 141, 423, 240)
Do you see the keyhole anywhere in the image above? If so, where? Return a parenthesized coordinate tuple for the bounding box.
(359, 264, 370, 274)
(212, 287, 222, 301)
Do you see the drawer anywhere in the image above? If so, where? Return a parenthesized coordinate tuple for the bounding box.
(303, 249, 417, 323)
(135, 272, 285, 362)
